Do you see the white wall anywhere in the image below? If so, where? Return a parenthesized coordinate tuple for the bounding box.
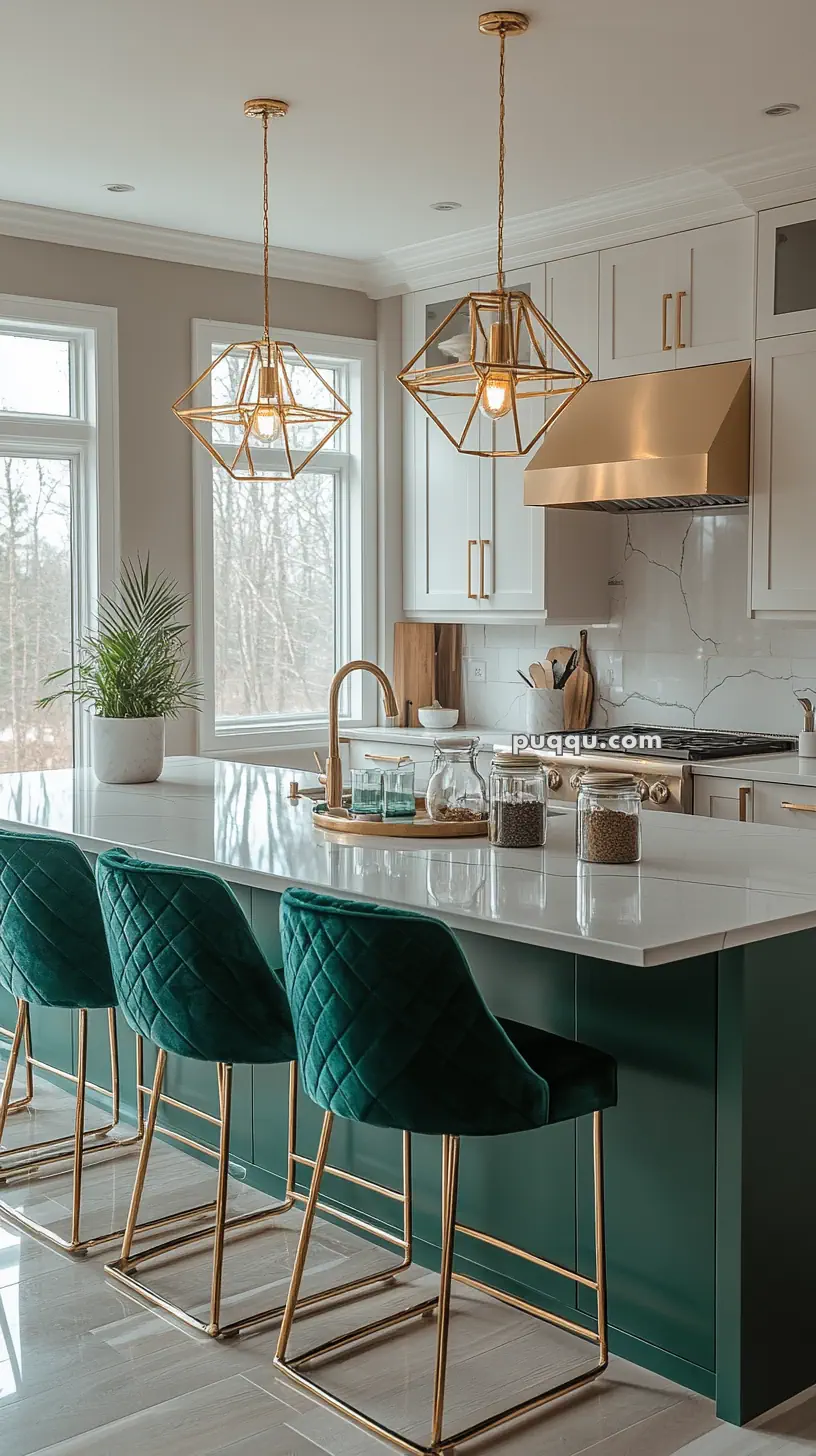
(462, 509, 816, 737)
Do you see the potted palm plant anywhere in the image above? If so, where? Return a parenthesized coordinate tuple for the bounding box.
(39, 558, 201, 784)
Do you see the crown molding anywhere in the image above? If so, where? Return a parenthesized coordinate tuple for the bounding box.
(2, 134, 816, 303)
(0, 198, 369, 293)
(366, 135, 816, 297)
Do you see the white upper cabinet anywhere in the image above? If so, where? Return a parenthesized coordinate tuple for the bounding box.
(402, 257, 611, 622)
(757, 200, 816, 339)
(402, 279, 481, 616)
(676, 222, 756, 367)
(751, 331, 816, 613)
(599, 219, 755, 378)
(599, 234, 677, 377)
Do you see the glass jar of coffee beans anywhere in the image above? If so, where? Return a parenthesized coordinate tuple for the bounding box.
(577, 772, 641, 864)
(489, 754, 548, 849)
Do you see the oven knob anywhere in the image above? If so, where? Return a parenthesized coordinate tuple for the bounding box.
(569, 770, 586, 791)
(635, 778, 650, 802)
(547, 767, 562, 791)
(649, 780, 670, 805)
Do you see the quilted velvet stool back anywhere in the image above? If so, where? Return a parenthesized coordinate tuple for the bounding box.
(280, 887, 557, 1137)
(0, 830, 114, 1008)
(96, 848, 295, 1065)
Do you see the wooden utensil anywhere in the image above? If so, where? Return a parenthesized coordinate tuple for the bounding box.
(529, 662, 549, 689)
(546, 646, 575, 674)
(562, 630, 594, 731)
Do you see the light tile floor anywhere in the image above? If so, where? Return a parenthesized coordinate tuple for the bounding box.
(0, 1058, 813, 1455)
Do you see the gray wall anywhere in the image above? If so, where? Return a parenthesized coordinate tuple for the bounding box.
(0, 233, 377, 752)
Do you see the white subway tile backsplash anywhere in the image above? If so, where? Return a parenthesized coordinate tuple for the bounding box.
(460, 510, 816, 736)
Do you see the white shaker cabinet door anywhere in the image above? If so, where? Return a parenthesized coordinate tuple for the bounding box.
(675, 219, 755, 368)
(478, 264, 547, 613)
(403, 281, 482, 616)
(751, 332, 816, 613)
(598, 235, 677, 378)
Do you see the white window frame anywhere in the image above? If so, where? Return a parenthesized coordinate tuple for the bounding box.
(0, 294, 119, 767)
(191, 319, 377, 752)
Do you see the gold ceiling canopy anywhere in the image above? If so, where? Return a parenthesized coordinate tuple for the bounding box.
(398, 12, 591, 459)
(173, 99, 351, 483)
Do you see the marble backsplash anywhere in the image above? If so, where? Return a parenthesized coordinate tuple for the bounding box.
(462, 509, 816, 737)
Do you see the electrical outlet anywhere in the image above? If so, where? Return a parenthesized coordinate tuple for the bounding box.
(467, 658, 487, 682)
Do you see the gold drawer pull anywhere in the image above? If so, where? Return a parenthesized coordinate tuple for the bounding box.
(738, 785, 751, 822)
(467, 539, 478, 599)
(675, 290, 687, 348)
(661, 292, 673, 351)
(781, 801, 816, 813)
(479, 538, 490, 599)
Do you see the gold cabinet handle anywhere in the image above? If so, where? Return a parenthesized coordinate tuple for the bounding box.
(738, 785, 751, 822)
(479, 539, 490, 599)
(781, 801, 816, 813)
(661, 292, 673, 351)
(467, 539, 478, 600)
(675, 290, 687, 349)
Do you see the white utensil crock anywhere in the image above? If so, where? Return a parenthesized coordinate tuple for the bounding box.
(525, 688, 563, 736)
(799, 731, 816, 758)
(92, 716, 165, 784)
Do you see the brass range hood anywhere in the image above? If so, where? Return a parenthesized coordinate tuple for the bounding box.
(523, 359, 751, 512)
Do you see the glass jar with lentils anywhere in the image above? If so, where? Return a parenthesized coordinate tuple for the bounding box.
(577, 772, 642, 864)
(489, 754, 548, 849)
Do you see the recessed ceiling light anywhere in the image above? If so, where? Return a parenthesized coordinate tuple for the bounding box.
(104, 182, 135, 193)
(430, 200, 462, 212)
(763, 102, 800, 118)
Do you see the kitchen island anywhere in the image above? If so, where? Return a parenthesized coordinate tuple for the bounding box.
(1, 756, 815, 1425)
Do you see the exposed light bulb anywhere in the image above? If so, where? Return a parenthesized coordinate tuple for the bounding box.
(479, 370, 513, 420)
(251, 400, 283, 444)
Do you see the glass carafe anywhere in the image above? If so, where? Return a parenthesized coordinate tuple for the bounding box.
(426, 737, 488, 823)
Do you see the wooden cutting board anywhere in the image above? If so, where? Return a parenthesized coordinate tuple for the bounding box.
(393, 623, 462, 728)
(562, 629, 594, 731)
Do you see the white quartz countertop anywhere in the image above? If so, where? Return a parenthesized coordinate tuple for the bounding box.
(685, 751, 816, 785)
(4, 756, 816, 968)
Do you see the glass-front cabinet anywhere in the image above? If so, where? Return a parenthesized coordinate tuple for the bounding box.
(758, 199, 816, 338)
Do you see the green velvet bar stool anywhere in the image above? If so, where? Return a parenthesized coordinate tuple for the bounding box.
(0, 829, 144, 1254)
(275, 888, 618, 1456)
(96, 849, 410, 1340)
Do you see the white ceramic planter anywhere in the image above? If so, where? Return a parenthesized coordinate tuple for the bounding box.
(91, 716, 165, 784)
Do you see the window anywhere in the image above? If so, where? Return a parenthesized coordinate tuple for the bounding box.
(0, 296, 118, 772)
(192, 321, 376, 751)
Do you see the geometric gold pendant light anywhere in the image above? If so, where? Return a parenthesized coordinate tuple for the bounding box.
(173, 99, 351, 482)
(398, 13, 592, 459)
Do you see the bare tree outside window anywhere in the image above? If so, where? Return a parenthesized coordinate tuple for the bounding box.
(0, 456, 73, 770)
(213, 467, 335, 720)
(210, 344, 339, 723)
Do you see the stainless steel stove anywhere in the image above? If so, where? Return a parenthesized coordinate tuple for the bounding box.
(536, 727, 798, 814)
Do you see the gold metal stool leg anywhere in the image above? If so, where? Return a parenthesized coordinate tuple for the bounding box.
(0, 1009, 213, 1256)
(107, 1064, 416, 1340)
(274, 1111, 610, 1456)
(0, 1003, 33, 1115)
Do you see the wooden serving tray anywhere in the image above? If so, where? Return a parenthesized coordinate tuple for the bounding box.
(312, 795, 488, 839)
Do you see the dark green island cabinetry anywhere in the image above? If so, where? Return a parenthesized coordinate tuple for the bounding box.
(3, 880, 814, 1427)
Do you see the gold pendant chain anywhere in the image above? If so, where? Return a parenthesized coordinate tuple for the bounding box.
(496, 26, 506, 292)
(262, 109, 270, 346)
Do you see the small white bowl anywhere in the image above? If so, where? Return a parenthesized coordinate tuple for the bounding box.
(417, 706, 459, 730)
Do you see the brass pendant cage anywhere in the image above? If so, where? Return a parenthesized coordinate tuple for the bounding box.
(399, 289, 591, 457)
(173, 100, 351, 483)
(398, 12, 591, 458)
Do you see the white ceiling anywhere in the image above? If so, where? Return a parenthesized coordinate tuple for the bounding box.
(3, 0, 816, 270)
